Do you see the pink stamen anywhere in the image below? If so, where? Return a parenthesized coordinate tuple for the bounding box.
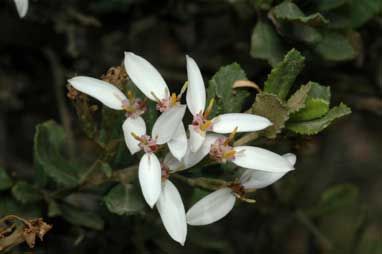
(192, 113, 213, 133)
(209, 137, 236, 163)
(122, 99, 147, 118)
(137, 135, 158, 153)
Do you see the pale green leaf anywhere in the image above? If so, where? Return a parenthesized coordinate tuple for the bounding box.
(104, 183, 145, 215)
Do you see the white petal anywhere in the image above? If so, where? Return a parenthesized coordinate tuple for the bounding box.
(186, 188, 236, 226)
(167, 123, 187, 161)
(188, 125, 206, 152)
(186, 55, 206, 116)
(232, 146, 294, 172)
(14, 0, 28, 18)
(122, 116, 146, 155)
(182, 134, 222, 169)
(68, 76, 126, 110)
(138, 153, 162, 208)
(282, 153, 297, 166)
(164, 153, 183, 172)
(156, 180, 187, 245)
(212, 113, 272, 133)
(152, 105, 186, 145)
(124, 52, 168, 101)
(240, 169, 287, 190)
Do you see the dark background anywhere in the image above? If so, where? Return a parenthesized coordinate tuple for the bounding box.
(0, 0, 381, 253)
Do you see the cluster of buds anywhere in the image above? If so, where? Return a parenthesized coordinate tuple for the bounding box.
(68, 52, 296, 246)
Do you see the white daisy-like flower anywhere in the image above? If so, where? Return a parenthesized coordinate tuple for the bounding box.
(186, 153, 296, 226)
(126, 105, 186, 208)
(185, 55, 272, 152)
(13, 0, 28, 18)
(124, 52, 188, 160)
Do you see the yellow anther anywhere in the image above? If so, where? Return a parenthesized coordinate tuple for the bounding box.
(177, 81, 188, 100)
(131, 132, 144, 143)
(127, 90, 135, 102)
(223, 150, 237, 159)
(203, 98, 215, 119)
(200, 120, 212, 131)
(123, 106, 135, 113)
(170, 93, 177, 106)
(224, 127, 238, 145)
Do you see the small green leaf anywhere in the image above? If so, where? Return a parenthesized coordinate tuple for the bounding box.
(346, 0, 381, 28)
(207, 63, 250, 117)
(34, 121, 86, 188)
(252, 93, 289, 138)
(104, 183, 145, 215)
(264, 49, 305, 100)
(250, 19, 284, 66)
(0, 167, 12, 191)
(287, 103, 351, 135)
(314, 31, 357, 61)
(11, 181, 42, 204)
(273, 1, 329, 26)
(290, 82, 331, 121)
(286, 83, 312, 114)
(48, 200, 62, 217)
(290, 23, 323, 44)
(61, 203, 104, 230)
(308, 184, 359, 217)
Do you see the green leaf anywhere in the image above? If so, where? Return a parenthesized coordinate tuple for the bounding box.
(290, 23, 323, 44)
(314, 31, 357, 61)
(104, 183, 145, 215)
(207, 63, 250, 117)
(286, 83, 312, 114)
(264, 49, 305, 100)
(273, 1, 329, 26)
(0, 196, 42, 219)
(61, 203, 104, 230)
(287, 103, 351, 135)
(346, 0, 381, 28)
(34, 120, 86, 188)
(47, 200, 62, 217)
(0, 167, 12, 191)
(317, 0, 348, 11)
(290, 82, 331, 121)
(252, 93, 290, 138)
(250, 19, 284, 66)
(308, 184, 359, 217)
(11, 181, 42, 204)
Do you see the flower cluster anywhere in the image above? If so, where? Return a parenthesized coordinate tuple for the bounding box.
(68, 53, 296, 245)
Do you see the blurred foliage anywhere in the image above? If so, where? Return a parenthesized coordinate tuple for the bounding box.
(0, 0, 381, 253)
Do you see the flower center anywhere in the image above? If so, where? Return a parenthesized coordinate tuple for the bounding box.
(209, 137, 237, 163)
(229, 183, 245, 196)
(156, 93, 179, 112)
(132, 134, 158, 153)
(122, 91, 147, 118)
(192, 98, 215, 133)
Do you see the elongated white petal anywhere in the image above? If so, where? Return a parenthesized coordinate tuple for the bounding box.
(182, 134, 222, 169)
(233, 146, 294, 172)
(68, 76, 126, 110)
(152, 105, 186, 145)
(282, 153, 297, 166)
(186, 188, 236, 226)
(188, 125, 206, 152)
(14, 0, 28, 18)
(124, 52, 168, 101)
(138, 153, 162, 208)
(167, 123, 187, 161)
(212, 113, 272, 134)
(186, 55, 206, 116)
(240, 169, 287, 190)
(122, 116, 146, 155)
(156, 180, 187, 245)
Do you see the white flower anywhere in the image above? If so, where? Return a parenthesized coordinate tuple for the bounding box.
(156, 179, 187, 245)
(186, 153, 296, 226)
(186, 55, 272, 152)
(124, 52, 188, 160)
(126, 105, 186, 208)
(13, 0, 28, 18)
(208, 133, 294, 172)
